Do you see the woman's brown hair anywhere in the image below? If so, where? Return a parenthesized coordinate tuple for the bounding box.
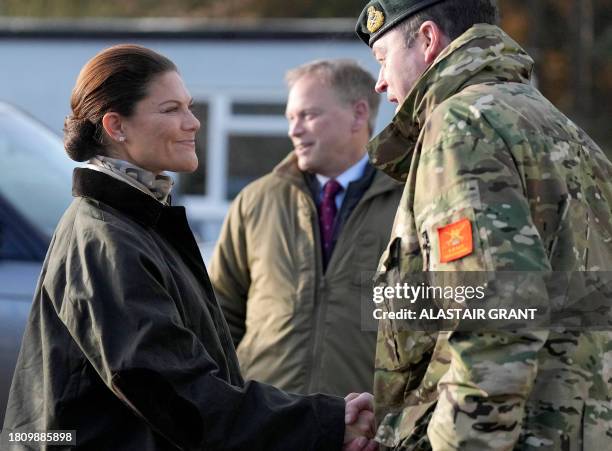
(64, 44, 176, 161)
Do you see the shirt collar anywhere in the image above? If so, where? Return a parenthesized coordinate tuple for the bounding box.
(315, 153, 369, 190)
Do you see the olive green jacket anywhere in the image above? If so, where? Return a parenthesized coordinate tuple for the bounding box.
(370, 25, 612, 450)
(210, 152, 403, 396)
(2, 168, 345, 451)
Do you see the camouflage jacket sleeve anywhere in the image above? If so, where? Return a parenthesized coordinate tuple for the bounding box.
(209, 192, 252, 347)
(413, 101, 551, 450)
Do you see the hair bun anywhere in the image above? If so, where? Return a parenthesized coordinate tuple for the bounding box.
(65, 45, 177, 162)
(63, 115, 102, 162)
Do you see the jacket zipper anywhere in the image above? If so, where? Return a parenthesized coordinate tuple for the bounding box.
(305, 179, 395, 392)
(305, 195, 326, 393)
(306, 196, 368, 393)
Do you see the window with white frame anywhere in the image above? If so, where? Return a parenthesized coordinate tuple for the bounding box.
(225, 100, 291, 200)
(180, 94, 290, 244)
(227, 133, 291, 199)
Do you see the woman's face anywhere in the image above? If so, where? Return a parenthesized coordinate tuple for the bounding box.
(119, 71, 200, 174)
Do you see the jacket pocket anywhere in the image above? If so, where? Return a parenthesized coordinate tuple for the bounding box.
(375, 237, 437, 372)
(583, 400, 612, 450)
(415, 179, 496, 272)
(518, 398, 584, 450)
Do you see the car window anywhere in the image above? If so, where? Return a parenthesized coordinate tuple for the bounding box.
(0, 105, 75, 236)
(0, 191, 48, 260)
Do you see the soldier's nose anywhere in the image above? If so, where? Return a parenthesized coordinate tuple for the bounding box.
(375, 70, 388, 94)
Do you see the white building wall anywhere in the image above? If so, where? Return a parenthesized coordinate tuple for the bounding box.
(0, 34, 395, 244)
(0, 38, 393, 133)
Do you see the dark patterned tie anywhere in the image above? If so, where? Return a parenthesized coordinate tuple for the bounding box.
(319, 179, 343, 264)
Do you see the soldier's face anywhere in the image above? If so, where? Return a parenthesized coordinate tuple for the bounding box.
(285, 75, 358, 177)
(372, 27, 429, 112)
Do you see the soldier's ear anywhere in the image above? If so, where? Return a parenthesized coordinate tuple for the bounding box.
(351, 99, 369, 133)
(420, 21, 450, 65)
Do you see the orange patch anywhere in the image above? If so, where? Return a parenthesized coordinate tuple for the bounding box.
(437, 218, 473, 263)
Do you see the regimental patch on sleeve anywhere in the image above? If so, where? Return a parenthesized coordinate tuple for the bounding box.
(437, 218, 473, 263)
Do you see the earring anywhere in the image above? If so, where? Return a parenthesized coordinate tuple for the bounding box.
(118, 136, 126, 142)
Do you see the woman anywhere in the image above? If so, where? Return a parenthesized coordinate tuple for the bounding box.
(2, 45, 375, 450)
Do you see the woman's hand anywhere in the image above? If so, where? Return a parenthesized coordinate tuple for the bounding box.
(343, 392, 378, 451)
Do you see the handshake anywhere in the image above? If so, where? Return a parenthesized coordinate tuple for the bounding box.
(343, 392, 378, 451)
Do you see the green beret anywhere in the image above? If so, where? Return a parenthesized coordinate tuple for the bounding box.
(355, 0, 447, 47)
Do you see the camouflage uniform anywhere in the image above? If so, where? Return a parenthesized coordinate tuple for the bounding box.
(370, 24, 612, 450)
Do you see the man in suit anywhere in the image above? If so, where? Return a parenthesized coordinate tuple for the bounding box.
(210, 59, 402, 397)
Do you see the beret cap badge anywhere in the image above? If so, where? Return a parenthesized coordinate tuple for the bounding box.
(366, 6, 385, 33)
(356, 0, 448, 47)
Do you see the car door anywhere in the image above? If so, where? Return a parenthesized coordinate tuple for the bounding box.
(0, 193, 46, 425)
(0, 102, 74, 425)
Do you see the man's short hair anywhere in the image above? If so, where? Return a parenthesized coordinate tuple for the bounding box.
(285, 59, 381, 136)
(401, 0, 500, 47)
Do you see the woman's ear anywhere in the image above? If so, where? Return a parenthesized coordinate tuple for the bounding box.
(101, 112, 126, 143)
(351, 99, 370, 133)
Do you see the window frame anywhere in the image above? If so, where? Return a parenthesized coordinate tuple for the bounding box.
(182, 89, 289, 242)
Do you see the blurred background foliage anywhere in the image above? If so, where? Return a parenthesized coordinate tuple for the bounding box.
(0, 0, 610, 149)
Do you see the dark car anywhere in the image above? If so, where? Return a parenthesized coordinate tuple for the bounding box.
(0, 102, 74, 424)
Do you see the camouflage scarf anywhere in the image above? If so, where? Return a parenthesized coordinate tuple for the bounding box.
(368, 24, 534, 181)
(87, 156, 174, 205)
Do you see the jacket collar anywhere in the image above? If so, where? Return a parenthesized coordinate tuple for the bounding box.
(72, 167, 165, 226)
(73, 168, 218, 324)
(273, 151, 401, 198)
(273, 151, 306, 185)
(368, 24, 534, 181)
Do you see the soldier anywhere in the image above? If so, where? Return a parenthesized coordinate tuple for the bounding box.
(355, 0, 612, 449)
(210, 59, 403, 397)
